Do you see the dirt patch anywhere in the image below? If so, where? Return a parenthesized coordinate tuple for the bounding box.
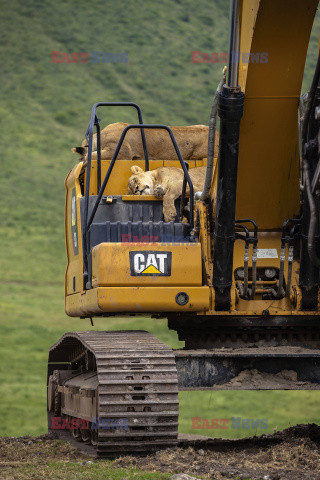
(0, 433, 86, 466)
(1, 425, 320, 479)
(214, 369, 313, 390)
(227, 369, 299, 386)
(114, 424, 320, 480)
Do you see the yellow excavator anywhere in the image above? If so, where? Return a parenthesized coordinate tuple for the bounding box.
(47, 0, 320, 456)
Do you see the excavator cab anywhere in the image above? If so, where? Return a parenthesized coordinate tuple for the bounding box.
(65, 103, 211, 316)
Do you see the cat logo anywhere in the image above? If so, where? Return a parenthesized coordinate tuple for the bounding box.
(129, 251, 172, 276)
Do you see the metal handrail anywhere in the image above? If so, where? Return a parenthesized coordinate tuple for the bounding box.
(84, 102, 149, 201)
(82, 122, 194, 287)
(82, 102, 149, 286)
(86, 124, 194, 231)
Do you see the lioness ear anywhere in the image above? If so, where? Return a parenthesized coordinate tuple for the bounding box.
(130, 165, 143, 175)
(72, 147, 86, 156)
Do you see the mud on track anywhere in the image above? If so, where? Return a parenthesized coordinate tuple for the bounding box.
(1, 424, 320, 480)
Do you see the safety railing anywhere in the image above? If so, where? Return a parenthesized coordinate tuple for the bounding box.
(81, 104, 193, 288)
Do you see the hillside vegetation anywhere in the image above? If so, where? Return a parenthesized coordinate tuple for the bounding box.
(0, 0, 319, 438)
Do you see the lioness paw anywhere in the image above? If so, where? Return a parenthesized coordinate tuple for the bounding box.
(163, 209, 177, 222)
(154, 184, 166, 199)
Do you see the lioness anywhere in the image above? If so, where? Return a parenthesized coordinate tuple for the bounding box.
(127, 165, 206, 222)
(73, 122, 219, 166)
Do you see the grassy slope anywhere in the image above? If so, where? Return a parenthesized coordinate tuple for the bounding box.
(0, 0, 319, 440)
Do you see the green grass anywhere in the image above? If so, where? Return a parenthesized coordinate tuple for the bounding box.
(5, 462, 171, 480)
(179, 390, 320, 438)
(0, 0, 320, 446)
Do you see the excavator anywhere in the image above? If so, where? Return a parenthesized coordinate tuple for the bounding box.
(47, 0, 320, 457)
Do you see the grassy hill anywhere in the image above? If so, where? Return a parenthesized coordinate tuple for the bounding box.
(0, 0, 320, 439)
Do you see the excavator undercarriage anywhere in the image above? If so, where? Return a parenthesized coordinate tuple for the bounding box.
(48, 331, 179, 456)
(48, 328, 320, 456)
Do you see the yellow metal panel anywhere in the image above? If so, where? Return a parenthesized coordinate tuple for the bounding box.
(196, 158, 206, 167)
(65, 289, 96, 316)
(235, 297, 292, 314)
(66, 286, 210, 315)
(163, 160, 198, 168)
(236, 0, 318, 229)
(91, 243, 203, 287)
(209, 158, 218, 208)
(65, 163, 84, 297)
(196, 201, 213, 286)
(238, 0, 260, 90)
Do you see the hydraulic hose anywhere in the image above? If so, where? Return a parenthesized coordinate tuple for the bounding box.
(200, 67, 227, 201)
(301, 48, 320, 268)
(302, 50, 320, 147)
(212, 85, 244, 310)
(235, 224, 250, 299)
(286, 245, 294, 297)
(304, 160, 320, 267)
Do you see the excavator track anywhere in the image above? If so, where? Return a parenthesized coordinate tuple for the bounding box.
(48, 331, 179, 457)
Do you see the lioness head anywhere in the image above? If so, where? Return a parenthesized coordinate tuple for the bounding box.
(127, 165, 155, 195)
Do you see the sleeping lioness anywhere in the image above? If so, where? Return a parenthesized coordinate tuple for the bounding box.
(127, 165, 206, 222)
(73, 122, 219, 166)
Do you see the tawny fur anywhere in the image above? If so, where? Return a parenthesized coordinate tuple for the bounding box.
(72, 122, 219, 166)
(127, 165, 206, 222)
